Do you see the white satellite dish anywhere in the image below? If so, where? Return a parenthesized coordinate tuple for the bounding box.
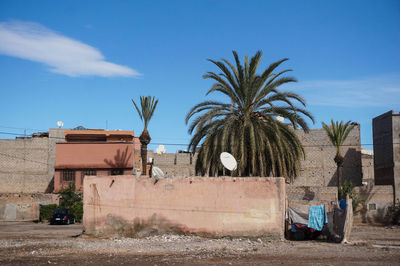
(156, 145, 166, 155)
(152, 166, 165, 179)
(57, 121, 64, 128)
(276, 116, 284, 123)
(220, 152, 237, 171)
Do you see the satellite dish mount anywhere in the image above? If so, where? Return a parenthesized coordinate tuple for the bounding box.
(220, 152, 237, 171)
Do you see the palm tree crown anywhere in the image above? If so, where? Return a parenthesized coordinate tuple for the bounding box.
(322, 119, 355, 187)
(186, 51, 314, 180)
(132, 96, 158, 175)
(132, 96, 159, 131)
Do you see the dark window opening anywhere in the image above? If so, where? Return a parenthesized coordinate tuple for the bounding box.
(82, 169, 97, 184)
(369, 203, 376, 211)
(111, 169, 123, 175)
(62, 170, 75, 182)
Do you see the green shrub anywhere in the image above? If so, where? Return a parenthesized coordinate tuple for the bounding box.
(39, 204, 58, 222)
(59, 183, 82, 209)
(386, 199, 400, 225)
(58, 183, 83, 223)
(70, 201, 83, 223)
(338, 180, 362, 211)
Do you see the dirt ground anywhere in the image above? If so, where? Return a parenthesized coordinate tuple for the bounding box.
(0, 222, 399, 265)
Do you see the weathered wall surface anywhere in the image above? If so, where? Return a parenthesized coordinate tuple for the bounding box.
(294, 126, 362, 187)
(148, 151, 197, 178)
(361, 153, 374, 185)
(83, 176, 286, 238)
(286, 185, 338, 216)
(55, 143, 135, 169)
(287, 185, 338, 204)
(373, 111, 394, 186)
(0, 128, 64, 194)
(393, 113, 400, 201)
(0, 138, 50, 193)
(0, 193, 58, 221)
(287, 184, 393, 225)
(148, 126, 362, 187)
(373, 111, 400, 202)
(353, 185, 393, 224)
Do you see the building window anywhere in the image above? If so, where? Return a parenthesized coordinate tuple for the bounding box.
(111, 169, 123, 175)
(82, 169, 97, 184)
(62, 170, 75, 182)
(368, 203, 376, 211)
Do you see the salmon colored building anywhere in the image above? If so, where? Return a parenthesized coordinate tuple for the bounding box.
(54, 129, 141, 192)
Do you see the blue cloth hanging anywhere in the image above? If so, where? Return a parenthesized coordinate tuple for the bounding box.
(308, 205, 328, 231)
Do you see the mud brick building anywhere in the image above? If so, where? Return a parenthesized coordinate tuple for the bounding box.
(150, 125, 363, 187)
(373, 110, 400, 202)
(54, 129, 140, 192)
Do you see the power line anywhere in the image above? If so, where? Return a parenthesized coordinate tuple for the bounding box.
(0, 125, 46, 131)
(1, 130, 399, 147)
(0, 131, 26, 136)
(0, 152, 50, 166)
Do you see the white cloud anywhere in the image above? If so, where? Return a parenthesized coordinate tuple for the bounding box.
(285, 74, 400, 108)
(0, 20, 140, 77)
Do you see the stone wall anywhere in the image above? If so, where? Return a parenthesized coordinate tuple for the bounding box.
(83, 176, 286, 238)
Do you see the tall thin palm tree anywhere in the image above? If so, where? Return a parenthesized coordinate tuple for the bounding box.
(186, 51, 314, 180)
(132, 96, 158, 175)
(322, 120, 355, 188)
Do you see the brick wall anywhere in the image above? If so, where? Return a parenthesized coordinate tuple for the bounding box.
(148, 126, 362, 187)
(148, 151, 196, 178)
(294, 126, 362, 187)
(0, 138, 50, 193)
(0, 128, 64, 194)
(373, 111, 400, 202)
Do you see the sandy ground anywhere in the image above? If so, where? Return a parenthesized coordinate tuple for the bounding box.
(0, 222, 399, 265)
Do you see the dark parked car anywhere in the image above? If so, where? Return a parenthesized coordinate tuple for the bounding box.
(49, 209, 75, 225)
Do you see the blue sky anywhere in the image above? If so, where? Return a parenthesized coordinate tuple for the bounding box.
(0, 0, 399, 152)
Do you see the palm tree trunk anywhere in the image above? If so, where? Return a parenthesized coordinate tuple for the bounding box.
(139, 129, 151, 176)
(334, 153, 344, 189)
(337, 164, 343, 188)
(141, 143, 147, 176)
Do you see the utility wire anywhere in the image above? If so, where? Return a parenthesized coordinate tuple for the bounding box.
(0, 125, 46, 131)
(0, 152, 50, 166)
(0, 131, 26, 136)
(0, 130, 399, 147)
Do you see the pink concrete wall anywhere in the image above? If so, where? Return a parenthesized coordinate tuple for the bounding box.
(55, 143, 134, 169)
(83, 176, 286, 238)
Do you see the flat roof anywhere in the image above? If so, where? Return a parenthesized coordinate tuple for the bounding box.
(64, 130, 134, 136)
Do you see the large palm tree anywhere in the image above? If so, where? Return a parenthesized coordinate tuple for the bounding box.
(132, 96, 158, 175)
(186, 51, 314, 180)
(322, 120, 355, 188)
